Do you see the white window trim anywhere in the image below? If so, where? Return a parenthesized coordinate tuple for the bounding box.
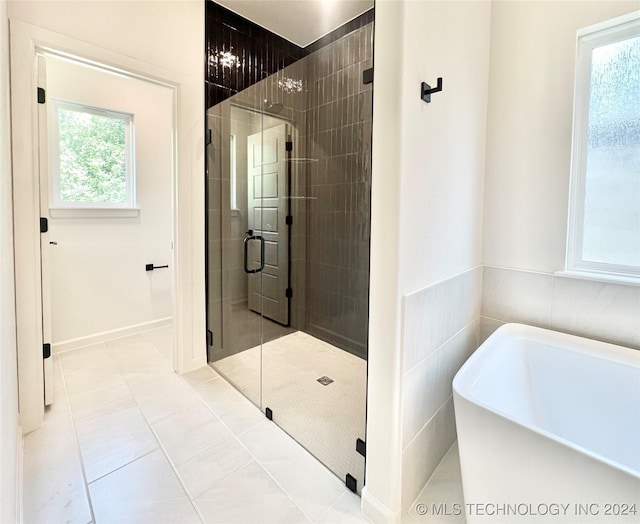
(49, 98, 137, 210)
(566, 10, 640, 281)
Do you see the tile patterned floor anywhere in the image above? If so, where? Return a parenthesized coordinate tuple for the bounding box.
(22, 326, 370, 524)
(214, 331, 367, 493)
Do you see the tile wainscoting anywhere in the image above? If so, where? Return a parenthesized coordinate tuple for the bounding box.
(401, 264, 639, 515)
(401, 266, 482, 512)
(481, 266, 640, 349)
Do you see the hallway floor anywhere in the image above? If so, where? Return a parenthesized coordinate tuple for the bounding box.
(23, 326, 369, 524)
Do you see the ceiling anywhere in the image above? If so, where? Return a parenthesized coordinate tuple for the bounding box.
(213, 0, 374, 48)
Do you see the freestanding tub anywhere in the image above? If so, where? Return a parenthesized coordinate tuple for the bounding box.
(453, 324, 640, 523)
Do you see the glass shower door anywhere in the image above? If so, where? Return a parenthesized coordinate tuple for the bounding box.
(206, 99, 263, 407)
(207, 87, 296, 409)
(206, 16, 373, 494)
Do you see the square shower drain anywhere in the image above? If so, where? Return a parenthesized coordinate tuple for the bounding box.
(317, 376, 334, 386)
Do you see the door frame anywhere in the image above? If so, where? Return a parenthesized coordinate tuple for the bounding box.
(10, 20, 206, 433)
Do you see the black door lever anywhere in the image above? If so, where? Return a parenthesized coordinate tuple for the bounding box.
(146, 264, 169, 271)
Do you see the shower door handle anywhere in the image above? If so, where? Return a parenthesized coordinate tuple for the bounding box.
(243, 232, 265, 274)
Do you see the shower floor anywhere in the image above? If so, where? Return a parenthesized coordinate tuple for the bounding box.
(213, 331, 367, 492)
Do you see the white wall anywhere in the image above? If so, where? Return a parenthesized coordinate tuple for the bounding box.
(366, 0, 491, 521)
(363, 0, 404, 519)
(481, 1, 640, 352)
(483, 0, 639, 272)
(0, 0, 20, 520)
(46, 56, 174, 348)
(8, 0, 205, 433)
(397, 1, 490, 295)
(8, 0, 202, 81)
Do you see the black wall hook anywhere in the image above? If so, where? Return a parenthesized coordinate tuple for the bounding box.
(421, 78, 443, 103)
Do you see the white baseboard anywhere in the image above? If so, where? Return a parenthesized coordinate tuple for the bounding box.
(52, 317, 173, 354)
(180, 354, 208, 375)
(16, 424, 23, 524)
(361, 487, 401, 524)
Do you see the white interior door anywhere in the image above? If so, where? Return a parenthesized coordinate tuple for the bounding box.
(36, 54, 54, 406)
(247, 124, 289, 325)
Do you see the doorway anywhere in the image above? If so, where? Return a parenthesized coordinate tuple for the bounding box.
(10, 20, 204, 435)
(37, 54, 176, 401)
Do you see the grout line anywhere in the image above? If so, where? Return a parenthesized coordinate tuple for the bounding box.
(314, 490, 349, 523)
(181, 377, 317, 523)
(206, 329, 367, 491)
(480, 314, 505, 323)
(64, 333, 203, 522)
(55, 341, 109, 358)
(57, 356, 97, 524)
(549, 271, 556, 330)
(143, 423, 207, 523)
(85, 448, 159, 486)
(402, 394, 454, 453)
(174, 437, 255, 500)
(482, 264, 554, 277)
(180, 372, 322, 520)
(59, 328, 353, 523)
(403, 318, 480, 376)
(412, 439, 459, 502)
(111, 340, 207, 523)
(405, 265, 483, 299)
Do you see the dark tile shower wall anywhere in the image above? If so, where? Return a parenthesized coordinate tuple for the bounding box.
(206, 2, 374, 362)
(207, 62, 308, 363)
(206, 1, 374, 108)
(304, 24, 373, 360)
(206, 1, 305, 107)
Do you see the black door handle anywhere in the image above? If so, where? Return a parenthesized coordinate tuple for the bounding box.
(243, 232, 264, 274)
(146, 264, 169, 271)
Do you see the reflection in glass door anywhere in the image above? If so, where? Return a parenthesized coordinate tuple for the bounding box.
(246, 123, 290, 326)
(206, 13, 373, 495)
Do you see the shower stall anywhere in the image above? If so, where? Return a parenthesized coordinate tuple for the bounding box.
(205, 1, 373, 493)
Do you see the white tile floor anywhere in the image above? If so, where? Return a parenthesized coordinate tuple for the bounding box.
(214, 331, 367, 493)
(22, 326, 370, 524)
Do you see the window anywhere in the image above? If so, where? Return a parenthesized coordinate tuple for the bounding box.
(230, 133, 238, 210)
(567, 12, 640, 280)
(50, 100, 135, 209)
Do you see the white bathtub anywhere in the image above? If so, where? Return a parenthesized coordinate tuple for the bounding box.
(453, 324, 640, 524)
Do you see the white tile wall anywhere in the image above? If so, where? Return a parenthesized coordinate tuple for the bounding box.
(401, 398, 457, 512)
(482, 266, 640, 350)
(401, 266, 640, 522)
(402, 321, 478, 448)
(478, 316, 504, 345)
(403, 268, 482, 371)
(481, 266, 553, 328)
(406, 442, 465, 524)
(550, 275, 640, 349)
(400, 267, 482, 513)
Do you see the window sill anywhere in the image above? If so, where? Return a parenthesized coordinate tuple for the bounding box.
(49, 207, 140, 218)
(555, 270, 640, 287)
